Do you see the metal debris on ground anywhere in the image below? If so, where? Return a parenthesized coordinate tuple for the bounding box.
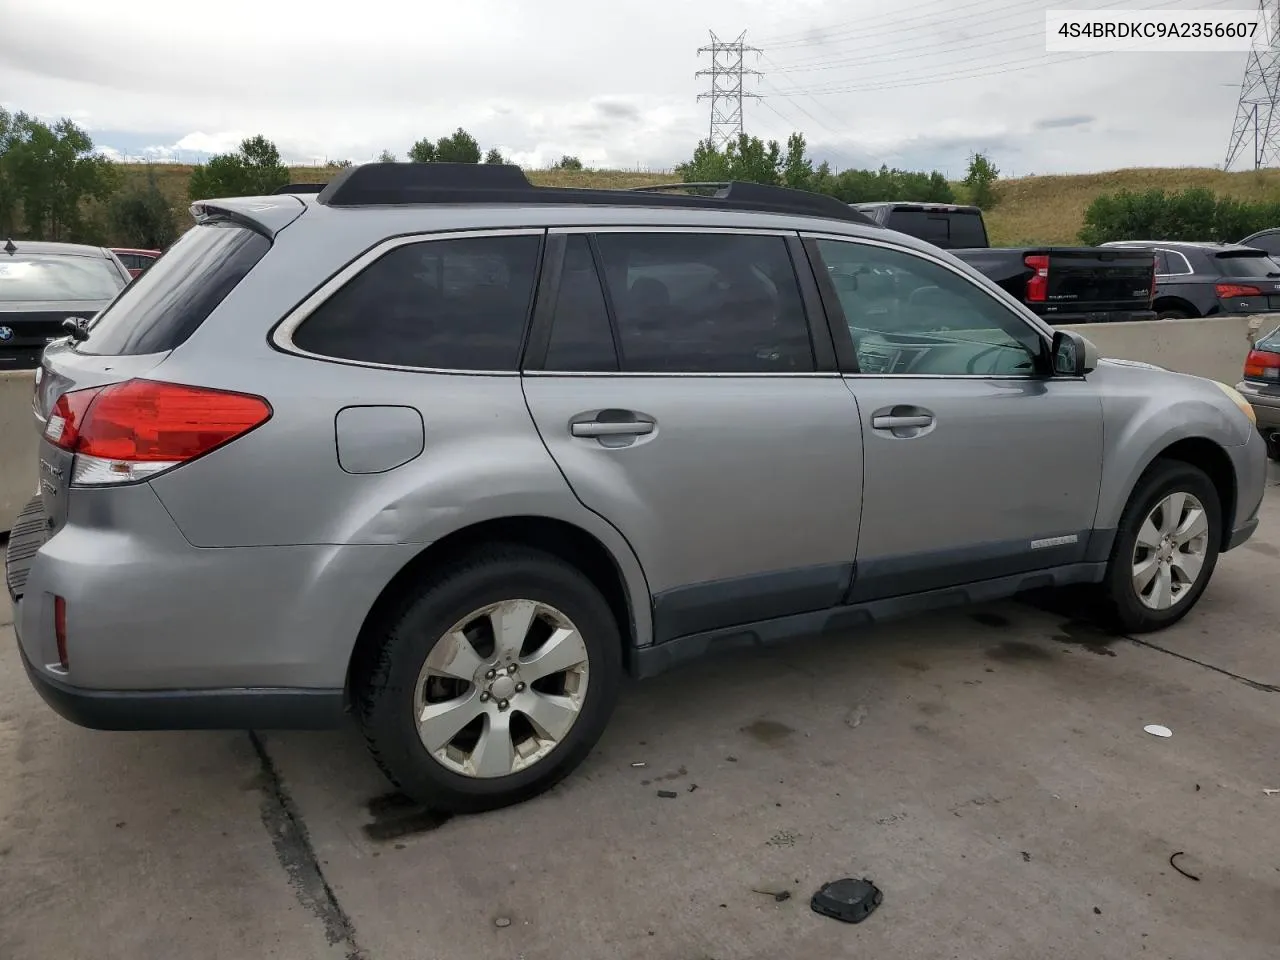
(1263, 788, 1280, 796)
(494, 917, 512, 928)
(810, 878, 883, 924)
(1169, 851, 1201, 882)
(630, 762, 646, 768)
(751, 887, 792, 903)
(1143, 724, 1173, 738)
(657, 790, 678, 799)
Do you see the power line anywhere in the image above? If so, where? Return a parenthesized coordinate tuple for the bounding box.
(755, 0, 1015, 48)
(768, 0, 1233, 73)
(696, 31, 762, 148)
(1225, 0, 1280, 169)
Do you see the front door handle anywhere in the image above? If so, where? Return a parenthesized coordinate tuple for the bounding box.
(871, 414, 933, 429)
(571, 420, 655, 438)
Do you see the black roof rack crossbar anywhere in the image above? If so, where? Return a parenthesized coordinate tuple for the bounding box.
(273, 183, 327, 195)
(314, 163, 873, 224)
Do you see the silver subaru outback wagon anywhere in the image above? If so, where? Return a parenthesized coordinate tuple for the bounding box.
(5, 164, 1267, 812)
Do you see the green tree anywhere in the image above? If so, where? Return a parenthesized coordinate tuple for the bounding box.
(188, 135, 288, 200)
(108, 166, 177, 249)
(406, 138, 435, 163)
(782, 133, 814, 190)
(554, 154, 584, 171)
(434, 128, 481, 163)
(963, 151, 1000, 209)
(0, 107, 27, 236)
(677, 135, 781, 185)
(3, 114, 117, 240)
(484, 147, 505, 164)
(377, 149, 397, 162)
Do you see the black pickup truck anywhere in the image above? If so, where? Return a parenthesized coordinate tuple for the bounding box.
(853, 202, 1157, 325)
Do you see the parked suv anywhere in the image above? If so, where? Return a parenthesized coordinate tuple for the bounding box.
(5, 165, 1268, 812)
(1101, 240, 1280, 320)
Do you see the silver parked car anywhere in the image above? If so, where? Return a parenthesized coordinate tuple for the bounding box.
(4, 165, 1268, 812)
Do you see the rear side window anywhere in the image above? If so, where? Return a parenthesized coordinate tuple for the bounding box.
(1152, 251, 1171, 274)
(292, 234, 541, 371)
(591, 232, 814, 373)
(1215, 252, 1280, 279)
(83, 221, 269, 355)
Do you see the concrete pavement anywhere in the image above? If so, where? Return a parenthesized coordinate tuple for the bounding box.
(3, 479, 1279, 960)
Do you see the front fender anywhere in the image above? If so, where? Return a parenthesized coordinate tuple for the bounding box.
(1093, 364, 1251, 532)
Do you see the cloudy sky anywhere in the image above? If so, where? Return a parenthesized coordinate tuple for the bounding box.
(0, 0, 1260, 176)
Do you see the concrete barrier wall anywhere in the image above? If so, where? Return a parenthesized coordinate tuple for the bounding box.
(0, 315, 1270, 533)
(1061, 315, 1261, 386)
(1, 370, 37, 534)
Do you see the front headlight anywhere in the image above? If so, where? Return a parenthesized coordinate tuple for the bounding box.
(1212, 381, 1257, 426)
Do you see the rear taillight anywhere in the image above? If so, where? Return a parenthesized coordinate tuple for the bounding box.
(1024, 254, 1049, 302)
(1244, 348, 1280, 381)
(54, 595, 69, 670)
(1150, 256, 1157, 299)
(42, 379, 271, 485)
(1216, 282, 1263, 299)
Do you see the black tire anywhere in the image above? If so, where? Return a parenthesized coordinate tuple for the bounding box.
(353, 545, 622, 813)
(1099, 460, 1221, 634)
(1156, 308, 1190, 321)
(1265, 432, 1280, 463)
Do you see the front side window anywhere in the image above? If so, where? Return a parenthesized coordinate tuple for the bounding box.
(292, 234, 542, 370)
(591, 232, 814, 373)
(813, 238, 1041, 377)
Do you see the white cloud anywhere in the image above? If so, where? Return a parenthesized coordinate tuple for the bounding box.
(0, 0, 1254, 175)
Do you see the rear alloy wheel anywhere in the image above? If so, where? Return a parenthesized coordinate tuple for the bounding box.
(355, 547, 622, 812)
(1101, 461, 1221, 633)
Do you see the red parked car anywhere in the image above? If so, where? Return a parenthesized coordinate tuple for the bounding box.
(110, 248, 161, 279)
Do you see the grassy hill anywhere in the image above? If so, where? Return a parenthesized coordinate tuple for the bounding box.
(124, 163, 1280, 247)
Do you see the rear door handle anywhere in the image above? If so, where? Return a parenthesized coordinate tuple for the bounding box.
(871, 414, 933, 429)
(571, 421, 655, 438)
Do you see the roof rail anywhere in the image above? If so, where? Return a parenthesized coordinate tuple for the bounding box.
(273, 182, 327, 195)
(314, 162, 873, 224)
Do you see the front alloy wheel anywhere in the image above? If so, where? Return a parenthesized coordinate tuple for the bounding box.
(1130, 492, 1210, 610)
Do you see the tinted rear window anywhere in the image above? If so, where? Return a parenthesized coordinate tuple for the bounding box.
(0, 255, 125, 302)
(884, 209, 985, 249)
(82, 221, 269, 355)
(948, 212, 987, 248)
(290, 234, 542, 370)
(1215, 251, 1280, 278)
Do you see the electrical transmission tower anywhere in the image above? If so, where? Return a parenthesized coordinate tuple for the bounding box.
(696, 31, 761, 148)
(1224, 0, 1280, 170)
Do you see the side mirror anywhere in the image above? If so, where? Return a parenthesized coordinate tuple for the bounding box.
(1051, 330, 1098, 376)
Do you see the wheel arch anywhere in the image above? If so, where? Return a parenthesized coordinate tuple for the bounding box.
(346, 515, 652, 701)
(1152, 296, 1200, 318)
(1133, 437, 1237, 551)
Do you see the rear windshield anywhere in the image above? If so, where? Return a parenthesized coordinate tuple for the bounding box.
(885, 209, 986, 249)
(82, 220, 270, 355)
(0, 255, 125, 302)
(1215, 251, 1280, 278)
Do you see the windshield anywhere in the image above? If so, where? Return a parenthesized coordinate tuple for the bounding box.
(1215, 252, 1280, 278)
(0, 255, 125, 302)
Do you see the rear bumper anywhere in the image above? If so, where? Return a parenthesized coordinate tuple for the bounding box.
(1236, 380, 1280, 432)
(15, 638, 346, 730)
(6, 486, 420, 728)
(1043, 309, 1157, 325)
